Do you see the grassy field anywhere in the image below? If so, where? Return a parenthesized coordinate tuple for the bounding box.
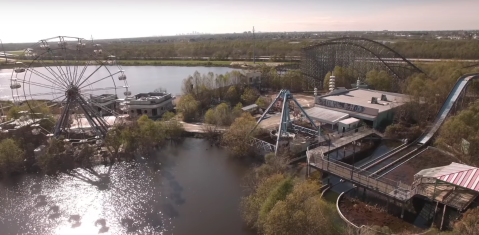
(6, 50, 25, 55)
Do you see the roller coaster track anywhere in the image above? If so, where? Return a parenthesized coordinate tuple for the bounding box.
(362, 73, 479, 178)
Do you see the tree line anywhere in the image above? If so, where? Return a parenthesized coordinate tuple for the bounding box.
(98, 39, 479, 61)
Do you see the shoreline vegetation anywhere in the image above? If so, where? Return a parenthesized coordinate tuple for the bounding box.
(0, 59, 296, 69)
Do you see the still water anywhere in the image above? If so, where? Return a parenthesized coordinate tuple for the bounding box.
(0, 139, 255, 235)
(0, 66, 238, 101)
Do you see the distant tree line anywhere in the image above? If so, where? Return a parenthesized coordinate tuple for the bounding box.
(99, 39, 479, 61)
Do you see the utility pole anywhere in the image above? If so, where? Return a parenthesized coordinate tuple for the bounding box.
(0, 39, 7, 64)
(253, 26, 255, 64)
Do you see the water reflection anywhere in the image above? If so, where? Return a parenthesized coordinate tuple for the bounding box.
(0, 138, 254, 235)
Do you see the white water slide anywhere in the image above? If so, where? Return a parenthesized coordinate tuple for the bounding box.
(418, 73, 479, 145)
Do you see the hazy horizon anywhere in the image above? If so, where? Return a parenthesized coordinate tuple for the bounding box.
(1, 0, 478, 43)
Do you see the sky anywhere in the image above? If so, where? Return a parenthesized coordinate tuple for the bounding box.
(1, 0, 478, 43)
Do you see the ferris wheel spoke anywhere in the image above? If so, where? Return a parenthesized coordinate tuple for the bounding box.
(74, 60, 92, 87)
(34, 58, 70, 88)
(26, 67, 68, 89)
(46, 50, 73, 85)
(21, 79, 62, 91)
(78, 71, 121, 90)
(19, 91, 65, 98)
(38, 63, 69, 88)
(76, 64, 105, 87)
(81, 86, 119, 93)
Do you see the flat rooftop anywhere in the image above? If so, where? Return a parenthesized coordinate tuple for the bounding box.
(319, 88, 408, 114)
(319, 88, 409, 112)
(339, 117, 359, 125)
(305, 106, 349, 125)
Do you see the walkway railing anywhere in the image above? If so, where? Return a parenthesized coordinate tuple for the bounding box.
(249, 137, 275, 153)
(307, 148, 412, 201)
(292, 124, 318, 135)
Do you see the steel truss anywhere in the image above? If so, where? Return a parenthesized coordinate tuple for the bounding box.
(301, 37, 424, 88)
(249, 89, 325, 155)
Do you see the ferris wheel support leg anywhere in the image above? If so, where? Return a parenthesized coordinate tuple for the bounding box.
(54, 99, 72, 137)
(77, 97, 109, 137)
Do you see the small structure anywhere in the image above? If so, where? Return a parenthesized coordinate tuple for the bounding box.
(414, 162, 479, 211)
(243, 70, 261, 87)
(120, 92, 175, 118)
(89, 94, 118, 116)
(337, 117, 360, 133)
(242, 104, 259, 114)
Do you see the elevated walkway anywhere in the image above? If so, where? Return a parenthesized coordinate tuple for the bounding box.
(307, 126, 380, 158)
(307, 149, 478, 211)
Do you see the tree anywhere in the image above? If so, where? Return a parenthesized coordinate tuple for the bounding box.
(105, 126, 124, 157)
(37, 138, 74, 175)
(222, 112, 258, 157)
(256, 97, 269, 109)
(161, 111, 175, 121)
(436, 101, 479, 165)
(225, 86, 240, 104)
(163, 119, 184, 141)
(365, 70, 394, 92)
(241, 87, 260, 105)
(177, 94, 200, 122)
(0, 138, 24, 176)
(137, 115, 165, 150)
(204, 108, 216, 124)
(7, 106, 21, 120)
(232, 102, 243, 119)
(263, 180, 341, 235)
(241, 174, 288, 229)
(214, 103, 231, 126)
(454, 207, 479, 235)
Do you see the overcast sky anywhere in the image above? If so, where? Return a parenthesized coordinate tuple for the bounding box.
(1, 0, 478, 43)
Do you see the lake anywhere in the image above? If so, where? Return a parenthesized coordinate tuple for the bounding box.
(0, 138, 255, 235)
(0, 66, 239, 101)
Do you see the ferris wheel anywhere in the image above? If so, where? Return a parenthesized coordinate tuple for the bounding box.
(9, 36, 132, 139)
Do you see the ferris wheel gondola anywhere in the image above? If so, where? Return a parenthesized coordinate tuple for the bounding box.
(8, 36, 130, 139)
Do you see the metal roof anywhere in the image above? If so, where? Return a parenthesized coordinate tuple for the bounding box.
(242, 104, 258, 111)
(338, 117, 359, 125)
(304, 106, 349, 124)
(416, 162, 479, 192)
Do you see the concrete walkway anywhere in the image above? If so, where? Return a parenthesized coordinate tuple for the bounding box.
(180, 121, 227, 133)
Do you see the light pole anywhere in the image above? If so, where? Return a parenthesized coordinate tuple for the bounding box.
(0, 39, 7, 64)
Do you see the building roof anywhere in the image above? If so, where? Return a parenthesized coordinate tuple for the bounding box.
(338, 117, 360, 125)
(242, 104, 258, 111)
(416, 162, 479, 192)
(305, 106, 349, 125)
(70, 115, 126, 130)
(319, 88, 408, 114)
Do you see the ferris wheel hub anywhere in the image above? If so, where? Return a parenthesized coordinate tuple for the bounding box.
(66, 86, 80, 99)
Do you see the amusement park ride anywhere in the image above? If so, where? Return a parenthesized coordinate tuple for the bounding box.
(1, 36, 131, 142)
(249, 88, 326, 155)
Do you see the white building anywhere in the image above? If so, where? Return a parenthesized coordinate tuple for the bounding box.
(120, 92, 175, 118)
(337, 117, 360, 133)
(307, 88, 409, 130)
